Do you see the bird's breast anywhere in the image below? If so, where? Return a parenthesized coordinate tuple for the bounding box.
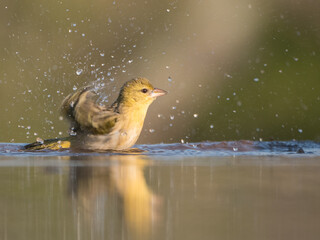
(116, 116, 145, 149)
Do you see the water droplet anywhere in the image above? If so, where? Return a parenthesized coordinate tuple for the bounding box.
(59, 116, 63, 121)
(149, 129, 155, 133)
(166, 9, 170, 12)
(253, 77, 259, 82)
(121, 132, 127, 136)
(170, 115, 174, 120)
(36, 137, 44, 144)
(181, 139, 185, 144)
(76, 69, 83, 75)
(59, 132, 63, 135)
(168, 76, 172, 82)
(69, 128, 77, 136)
(293, 57, 299, 61)
(128, 59, 133, 63)
(73, 86, 77, 91)
(193, 113, 198, 118)
(210, 124, 214, 129)
(233, 147, 238, 152)
(100, 52, 105, 57)
(298, 129, 303, 133)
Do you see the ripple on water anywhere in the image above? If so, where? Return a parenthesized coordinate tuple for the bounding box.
(1, 141, 320, 157)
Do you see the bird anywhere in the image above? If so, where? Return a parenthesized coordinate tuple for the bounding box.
(24, 77, 167, 151)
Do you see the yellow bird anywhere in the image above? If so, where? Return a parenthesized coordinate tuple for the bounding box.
(24, 78, 167, 151)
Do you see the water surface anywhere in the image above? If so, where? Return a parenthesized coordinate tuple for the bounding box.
(1, 141, 320, 240)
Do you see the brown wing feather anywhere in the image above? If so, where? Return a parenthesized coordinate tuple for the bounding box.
(61, 87, 118, 134)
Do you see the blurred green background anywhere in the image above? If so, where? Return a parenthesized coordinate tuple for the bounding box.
(1, 0, 320, 144)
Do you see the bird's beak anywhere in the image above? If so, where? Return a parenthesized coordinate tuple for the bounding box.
(150, 88, 168, 98)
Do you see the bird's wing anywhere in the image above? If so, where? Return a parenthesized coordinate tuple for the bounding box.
(61, 87, 119, 134)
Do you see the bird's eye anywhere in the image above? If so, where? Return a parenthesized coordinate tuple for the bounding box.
(141, 88, 148, 93)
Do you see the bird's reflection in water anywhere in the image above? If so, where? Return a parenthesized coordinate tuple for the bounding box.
(68, 154, 161, 239)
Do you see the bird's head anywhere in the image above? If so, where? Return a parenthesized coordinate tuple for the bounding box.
(117, 78, 167, 108)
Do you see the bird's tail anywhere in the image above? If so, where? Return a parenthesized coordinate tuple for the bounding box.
(24, 137, 72, 150)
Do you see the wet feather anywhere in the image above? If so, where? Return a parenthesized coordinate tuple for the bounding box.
(25, 77, 167, 151)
